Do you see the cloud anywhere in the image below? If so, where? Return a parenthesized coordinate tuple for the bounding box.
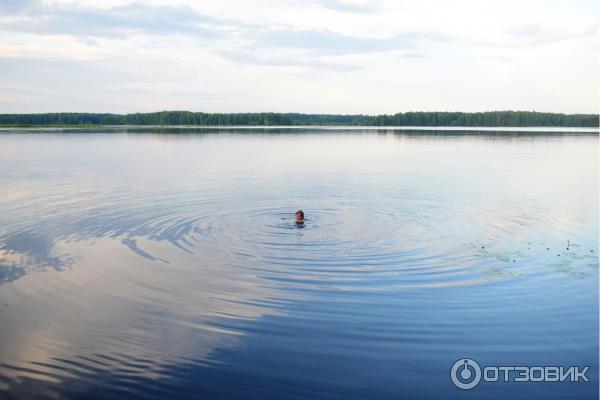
(305, 0, 381, 14)
(0, 1, 220, 39)
(507, 22, 600, 47)
(0, 0, 38, 12)
(218, 49, 360, 71)
(0, 0, 597, 113)
(254, 28, 448, 55)
(0, 1, 448, 69)
(401, 52, 428, 58)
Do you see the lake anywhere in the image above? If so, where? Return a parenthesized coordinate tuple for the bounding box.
(0, 128, 598, 399)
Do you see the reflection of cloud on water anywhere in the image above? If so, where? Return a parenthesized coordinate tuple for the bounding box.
(2, 189, 29, 200)
(0, 237, 287, 393)
(1, 191, 595, 293)
(0, 231, 76, 284)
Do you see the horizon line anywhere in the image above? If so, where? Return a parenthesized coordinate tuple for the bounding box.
(1, 110, 598, 116)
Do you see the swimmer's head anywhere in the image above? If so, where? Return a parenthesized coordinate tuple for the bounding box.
(295, 210, 304, 224)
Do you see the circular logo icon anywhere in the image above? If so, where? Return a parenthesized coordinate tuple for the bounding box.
(451, 358, 482, 390)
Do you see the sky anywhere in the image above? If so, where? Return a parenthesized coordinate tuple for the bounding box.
(0, 0, 598, 114)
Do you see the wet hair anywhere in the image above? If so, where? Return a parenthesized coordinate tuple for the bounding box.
(295, 210, 304, 219)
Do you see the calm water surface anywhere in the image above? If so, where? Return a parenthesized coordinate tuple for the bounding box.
(0, 129, 598, 399)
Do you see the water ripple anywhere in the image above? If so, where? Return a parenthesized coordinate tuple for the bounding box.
(1, 184, 595, 291)
(0, 132, 597, 399)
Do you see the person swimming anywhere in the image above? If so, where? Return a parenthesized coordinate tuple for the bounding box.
(295, 210, 304, 224)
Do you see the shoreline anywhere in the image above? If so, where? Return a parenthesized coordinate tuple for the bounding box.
(0, 125, 598, 133)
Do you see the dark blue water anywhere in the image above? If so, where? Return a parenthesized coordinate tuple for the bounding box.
(0, 128, 597, 399)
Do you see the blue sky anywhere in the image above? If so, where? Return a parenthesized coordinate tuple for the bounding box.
(0, 0, 598, 113)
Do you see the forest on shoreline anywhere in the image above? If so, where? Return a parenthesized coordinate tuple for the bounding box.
(0, 111, 598, 127)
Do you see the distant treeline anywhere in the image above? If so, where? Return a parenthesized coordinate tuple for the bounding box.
(0, 111, 598, 127)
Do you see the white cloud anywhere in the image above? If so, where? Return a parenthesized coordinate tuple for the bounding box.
(0, 0, 597, 113)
